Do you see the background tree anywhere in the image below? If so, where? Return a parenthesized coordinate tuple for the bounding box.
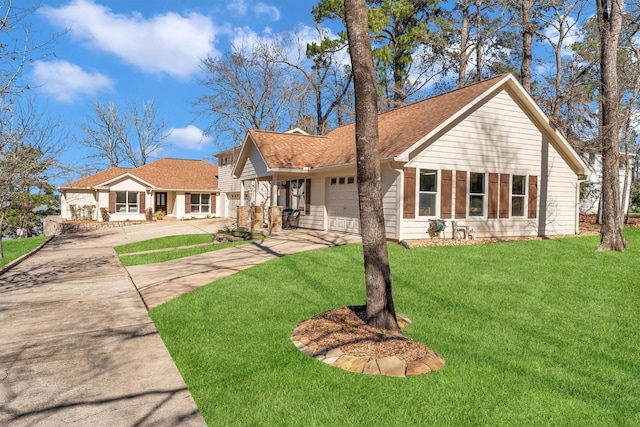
(314, 0, 452, 110)
(344, 0, 400, 332)
(596, 0, 627, 251)
(197, 44, 309, 149)
(79, 99, 168, 169)
(0, 103, 61, 257)
(273, 28, 354, 135)
(0, 2, 61, 255)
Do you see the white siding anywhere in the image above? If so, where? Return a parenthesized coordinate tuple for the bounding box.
(401, 90, 578, 239)
(381, 164, 400, 239)
(299, 176, 326, 230)
(239, 145, 269, 181)
(62, 190, 96, 220)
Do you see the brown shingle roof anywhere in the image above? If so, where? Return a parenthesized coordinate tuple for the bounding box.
(60, 158, 219, 191)
(252, 75, 507, 169)
(60, 166, 133, 188)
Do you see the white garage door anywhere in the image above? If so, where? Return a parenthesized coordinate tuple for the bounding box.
(328, 177, 360, 233)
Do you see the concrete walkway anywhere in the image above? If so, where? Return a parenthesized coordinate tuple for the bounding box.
(0, 219, 361, 426)
(127, 227, 361, 309)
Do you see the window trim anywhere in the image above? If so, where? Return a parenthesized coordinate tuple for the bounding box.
(115, 191, 139, 214)
(418, 169, 438, 217)
(190, 193, 211, 214)
(511, 175, 527, 218)
(468, 172, 486, 217)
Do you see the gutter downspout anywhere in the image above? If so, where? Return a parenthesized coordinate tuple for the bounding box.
(576, 176, 586, 234)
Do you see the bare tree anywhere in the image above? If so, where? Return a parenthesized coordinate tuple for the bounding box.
(344, 0, 400, 332)
(596, 0, 628, 251)
(197, 44, 309, 149)
(125, 100, 168, 167)
(79, 100, 168, 169)
(79, 101, 125, 168)
(0, 102, 61, 257)
(268, 27, 353, 135)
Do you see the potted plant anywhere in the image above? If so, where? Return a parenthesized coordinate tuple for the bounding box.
(154, 210, 166, 220)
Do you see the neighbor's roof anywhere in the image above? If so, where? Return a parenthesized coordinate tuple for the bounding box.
(239, 73, 586, 176)
(60, 158, 219, 191)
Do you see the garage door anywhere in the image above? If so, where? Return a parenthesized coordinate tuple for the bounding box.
(328, 177, 360, 233)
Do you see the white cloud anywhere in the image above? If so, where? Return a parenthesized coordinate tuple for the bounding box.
(227, 0, 248, 15)
(254, 2, 280, 21)
(164, 125, 212, 150)
(41, 0, 219, 79)
(31, 60, 113, 102)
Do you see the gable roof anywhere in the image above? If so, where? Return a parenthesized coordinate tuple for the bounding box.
(235, 74, 586, 176)
(61, 158, 219, 191)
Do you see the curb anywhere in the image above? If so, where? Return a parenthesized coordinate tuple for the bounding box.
(0, 236, 55, 276)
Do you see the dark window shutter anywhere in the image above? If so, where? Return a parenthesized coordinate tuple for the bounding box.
(528, 176, 538, 218)
(305, 179, 311, 214)
(185, 193, 191, 214)
(488, 173, 499, 219)
(139, 192, 145, 212)
(440, 170, 452, 219)
(403, 168, 416, 219)
(455, 170, 467, 218)
(109, 192, 115, 214)
(211, 193, 217, 214)
(499, 174, 510, 218)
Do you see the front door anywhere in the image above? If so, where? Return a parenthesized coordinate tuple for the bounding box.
(155, 192, 167, 214)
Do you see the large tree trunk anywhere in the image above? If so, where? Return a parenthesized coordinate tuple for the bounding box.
(344, 0, 400, 332)
(520, 0, 533, 93)
(596, 0, 628, 252)
(458, 0, 471, 89)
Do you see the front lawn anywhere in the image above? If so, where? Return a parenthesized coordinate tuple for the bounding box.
(0, 236, 46, 268)
(150, 230, 640, 426)
(116, 234, 261, 266)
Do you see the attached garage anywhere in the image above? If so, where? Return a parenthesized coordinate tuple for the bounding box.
(327, 176, 359, 233)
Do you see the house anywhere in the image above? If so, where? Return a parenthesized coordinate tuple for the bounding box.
(59, 158, 219, 221)
(214, 147, 270, 217)
(228, 73, 588, 240)
(579, 152, 636, 216)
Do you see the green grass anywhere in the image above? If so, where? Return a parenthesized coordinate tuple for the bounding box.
(115, 234, 215, 254)
(117, 234, 261, 267)
(150, 229, 640, 426)
(0, 236, 46, 268)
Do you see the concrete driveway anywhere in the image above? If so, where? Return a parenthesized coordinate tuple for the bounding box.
(0, 219, 361, 426)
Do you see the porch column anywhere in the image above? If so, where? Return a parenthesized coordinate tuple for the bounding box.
(271, 175, 278, 207)
(254, 178, 259, 206)
(239, 180, 245, 206)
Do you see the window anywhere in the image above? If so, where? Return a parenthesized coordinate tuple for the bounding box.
(469, 172, 485, 217)
(289, 179, 306, 214)
(190, 193, 211, 213)
(418, 169, 438, 216)
(511, 175, 526, 217)
(115, 191, 139, 213)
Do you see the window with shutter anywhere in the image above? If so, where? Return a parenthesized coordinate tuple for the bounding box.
(109, 192, 115, 214)
(440, 170, 452, 219)
(499, 174, 510, 218)
(488, 173, 499, 219)
(403, 168, 416, 218)
(455, 171, 467, 218)
(528, 176, 538, 218)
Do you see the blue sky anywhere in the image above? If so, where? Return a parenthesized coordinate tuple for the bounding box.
(25, 0, 588, 184)
(27, 0, 322, 180)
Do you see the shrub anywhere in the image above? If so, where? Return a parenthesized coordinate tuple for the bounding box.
(100, 208, 109, 222)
